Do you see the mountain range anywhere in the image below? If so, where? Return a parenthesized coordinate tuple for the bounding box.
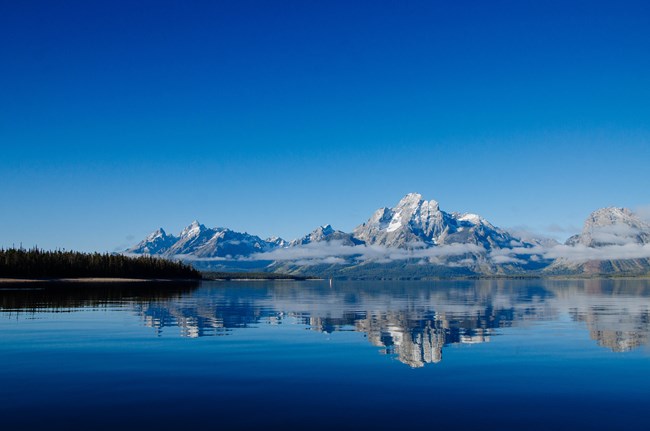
(127, 193, 650, 278)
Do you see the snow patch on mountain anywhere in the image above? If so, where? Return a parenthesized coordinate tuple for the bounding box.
(354, 193, 520, 251)
(126, 195, 650, 276)
(565, 207, 650, 247)
(128, 221, 282, 259)
(289, 224, 363, 247)
(128, 228, 177, 255)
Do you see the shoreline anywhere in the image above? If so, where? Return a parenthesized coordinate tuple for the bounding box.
(206, 278, 324, 282)
(0, 277, 200, 284)
(1, 274, 649, 285)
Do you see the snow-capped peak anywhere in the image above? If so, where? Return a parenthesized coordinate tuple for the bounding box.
(320, 224, 334, 234)
(399, 192, 423, 203)
(289, 224, 363, 247)
(266, 236, 288, 248)
(145, 228, 167, 241)
(457, 213, 482, 225)
(566, 207, 650, 247)
(127, 227, 177, 255)
(180, 220, 205, 238)
(589, 207, 638, 225)
(354, 193, 515, 249)
(395, 193, 440, 211)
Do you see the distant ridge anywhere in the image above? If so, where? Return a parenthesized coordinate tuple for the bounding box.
(546, 207, 650, 276)
(127, 193, 650, 278)
(129, 221, 276, 258)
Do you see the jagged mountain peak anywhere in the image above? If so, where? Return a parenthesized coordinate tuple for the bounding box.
(397, 192, 423, 205)
(354, 193, 514, 249)
(566, 207, 650, 247)
(318, 224, 334, 234)
(126, 197, 650, 277)
(395, 192, 439, 211)
(128, 227, 177, 255)
(180, 220, 207, 238)
(145, 227, 168, 241)
(548, 206, 650, 275)
(127, 220, 282, 259)
(290, 224, 363, 247)
(266, 236, 288, 248)
(588, 207, 636, 224)
(354, 193, 445, 245)
(455, 213, 483, 226)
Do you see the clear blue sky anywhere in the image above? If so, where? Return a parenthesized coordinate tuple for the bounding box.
(1, 0, 649, 252)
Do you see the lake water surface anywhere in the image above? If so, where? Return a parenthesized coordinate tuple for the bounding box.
(2, 279, 650, 430)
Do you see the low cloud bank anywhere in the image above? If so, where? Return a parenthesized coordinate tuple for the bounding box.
(544, 243, 650, 262)
(248, 241, 485, 266)
(166, 239, 650, 267)
(489, 243, 650, 264)
(253, 238, 650, 266)
(588, 224, 644, 245)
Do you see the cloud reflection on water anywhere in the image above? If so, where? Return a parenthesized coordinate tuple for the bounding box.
(4, 279, 646, 368)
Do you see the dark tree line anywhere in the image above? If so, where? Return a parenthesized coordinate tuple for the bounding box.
(0, 248, 201, 279)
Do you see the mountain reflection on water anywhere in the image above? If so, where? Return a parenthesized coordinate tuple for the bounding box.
(2, 279, 650, 367)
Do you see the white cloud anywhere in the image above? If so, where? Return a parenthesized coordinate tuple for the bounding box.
(589, 224, 642, 245)
(545, 243, 650, 262)
(490, 255, 527, 265)
(163, 237, 650, 268)
(245, 241, 486, 265)
(487, 242, 650, 264)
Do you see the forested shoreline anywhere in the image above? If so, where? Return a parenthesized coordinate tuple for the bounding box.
(0, 248, 201, 279)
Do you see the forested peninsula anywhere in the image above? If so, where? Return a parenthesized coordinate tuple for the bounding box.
(0, 248, 201, 280)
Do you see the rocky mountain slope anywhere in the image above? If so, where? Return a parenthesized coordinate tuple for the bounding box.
(127, 194, 650, 277)
(290, 224, 363, 247)
(128, 221, 281, 259)
(546, 207, 650, 276)
(565, 207, 650, 247)
(354, 193, 518, 249)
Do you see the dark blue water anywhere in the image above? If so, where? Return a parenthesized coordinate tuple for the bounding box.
(1, 279, 650, 430)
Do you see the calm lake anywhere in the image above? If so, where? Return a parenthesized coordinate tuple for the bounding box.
(1, 279, 650, 430)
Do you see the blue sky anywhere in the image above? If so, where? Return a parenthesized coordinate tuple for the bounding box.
(1, 0, 649, 252)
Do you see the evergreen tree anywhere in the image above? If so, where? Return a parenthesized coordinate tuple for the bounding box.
(0, 248, 201, 279)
